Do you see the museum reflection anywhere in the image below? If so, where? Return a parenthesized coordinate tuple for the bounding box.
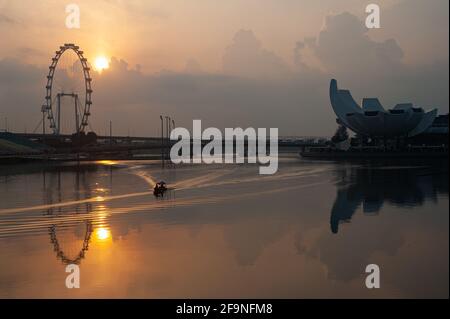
(42, 164, 114, 265)
(330, 161, 449, 234)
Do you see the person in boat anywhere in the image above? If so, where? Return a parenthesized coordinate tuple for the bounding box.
(153, 181, 167, 197)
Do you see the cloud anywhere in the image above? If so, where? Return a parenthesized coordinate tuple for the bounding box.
(0, 12, 447, 136)
(15, 47, 47, 60)
(0, 13, 16, 25)
(307, 12, 404, 76)
(103, 0, 170, 20)
(296, 11, 448, 114)
(85, 52, 330, 136)
(382, 0, 449, 64)
(293, 41, 306, 68)
(184, 58, 203, 74)
(222, 29, 290, 79)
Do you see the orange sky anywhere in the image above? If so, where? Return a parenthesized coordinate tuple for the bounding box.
(1, 0, 447, 72)
(0, 0, 448, 136)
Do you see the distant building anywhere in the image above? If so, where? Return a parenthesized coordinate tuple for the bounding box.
(329, 79, 438, 138)
(300, 80, 447, 158)
(426, 114, 449, 135)
(408, 114, 449, 146)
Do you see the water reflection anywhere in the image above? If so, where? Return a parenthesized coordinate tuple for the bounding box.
(0, 159, 447, 298)
(0, 163, 115, 265)
(44, 167, 89, 264)
(49, 223, 93, 265)
(330, 162, 449, 233)
(94, 227, 111, 242)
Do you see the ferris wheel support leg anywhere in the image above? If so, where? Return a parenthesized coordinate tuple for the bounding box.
(57, 94, 61, 135)
(42, 110, 46, 136)
(75, 95, 80, 134)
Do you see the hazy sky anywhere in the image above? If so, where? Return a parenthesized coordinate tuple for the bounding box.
(0, 0, 448, 136)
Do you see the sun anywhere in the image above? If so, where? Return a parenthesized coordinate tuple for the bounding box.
(94, 56, 110, 72)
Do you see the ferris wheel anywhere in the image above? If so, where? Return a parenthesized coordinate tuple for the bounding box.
(42, 43, 92, 135)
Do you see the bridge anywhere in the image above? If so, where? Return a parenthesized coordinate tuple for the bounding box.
(1, 131, 328, 163)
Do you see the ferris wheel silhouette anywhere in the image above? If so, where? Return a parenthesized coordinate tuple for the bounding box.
(42, 43, 93, 135)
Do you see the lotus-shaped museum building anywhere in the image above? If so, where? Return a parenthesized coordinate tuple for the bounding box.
(330, 79, 437, 138)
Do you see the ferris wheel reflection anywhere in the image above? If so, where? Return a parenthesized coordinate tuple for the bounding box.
(43, 165, 113, 265)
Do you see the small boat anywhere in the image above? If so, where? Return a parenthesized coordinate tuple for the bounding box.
(153, 181, 168, 197)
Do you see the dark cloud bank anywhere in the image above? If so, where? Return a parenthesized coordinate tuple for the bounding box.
(0, 11, 448, 136)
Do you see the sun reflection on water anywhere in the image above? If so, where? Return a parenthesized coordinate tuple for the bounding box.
(94, 227, 112, 244)
(95, 196, 105, 202)
(97, 160, 117, 166)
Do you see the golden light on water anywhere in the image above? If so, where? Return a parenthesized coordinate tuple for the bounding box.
(97, 160, 117, 166)
(95, 187, 108, 193)
(95, 227, 111, 241)
(94, 56, 110, 72)
(96, 204, 109, 220)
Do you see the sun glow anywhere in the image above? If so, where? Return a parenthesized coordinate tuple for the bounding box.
(94, 56, 110, 72)
(95, 227, 111, 241)
(97, 160, 116, 166)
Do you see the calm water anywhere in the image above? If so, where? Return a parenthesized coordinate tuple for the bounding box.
(0, 155, 448, 298)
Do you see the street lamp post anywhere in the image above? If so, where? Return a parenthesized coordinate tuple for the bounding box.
(160, 115, 164, 167)
(166, 116, 169, 165)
